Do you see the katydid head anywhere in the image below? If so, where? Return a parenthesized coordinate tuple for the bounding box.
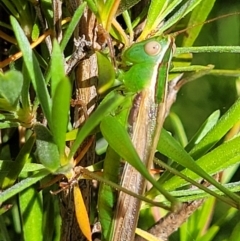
(122, 36, 174, 65)
(120, 36, 175, 93)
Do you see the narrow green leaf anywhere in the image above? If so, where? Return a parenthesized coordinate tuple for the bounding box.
(100, 115, 177, 206)
(97, 0, 115, 28)
(85, 0, 98, 16)
(162, 135, 240, 191)
(51, 77, 71, 164)
(10, 16, 52, 127)
(0, 169, 49, 203)
(98, 147, 119, 240)
(168, 112, 188, 147)
(96, 51, 115, 94)
(195, 198, 216, 239)
(156, 129, 240, 206)
(185, 110, 220, 152)
(182, 0, 216, 46)
(1, 135, 35, 189)
(190, 97, 240, 159)
(21, 64, 31, 110)
(157, 0, 203, 35)
(34, 124, 61, 172)
(122, 11, 134, 42)
(153, 156, 236, 207)
(170, 182, 240, 201)
(60, 2, 87, 51)
(197, 226, 220, 241)
(175, 46, 240, 54)
(51, 40, 65, 98)
(138, 0, 170, 40)
(42, 191, 61, 241)
(117, 0, 141, 15)
(18, 162, 45, 173)
(229, 222, 240, 241)
(68, 91, 125, 160)
(0, 215, 11, 241)
(19, 187, 43, 241)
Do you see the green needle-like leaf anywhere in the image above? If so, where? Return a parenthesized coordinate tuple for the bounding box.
(1, 135, 35, 189)
(34, 124, 61, 173)
(101, 115, 178, 207)
(10, 16, 52, 128)
(156, 129, 240, 207)
(51, 77, 71, 165)
(0, 170, 49, 203)
(68, 91, 125, 160)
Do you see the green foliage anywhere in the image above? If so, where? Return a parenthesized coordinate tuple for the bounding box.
(101, 115, 177, 207)
(0, 1, 240, 241)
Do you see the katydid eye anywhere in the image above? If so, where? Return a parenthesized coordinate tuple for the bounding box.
(144, 41, 161, 56)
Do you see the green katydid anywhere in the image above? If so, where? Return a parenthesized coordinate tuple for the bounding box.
(98, 35, 177, 241)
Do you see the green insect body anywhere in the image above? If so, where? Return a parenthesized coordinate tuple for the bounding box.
(110, 36, 175, 241)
